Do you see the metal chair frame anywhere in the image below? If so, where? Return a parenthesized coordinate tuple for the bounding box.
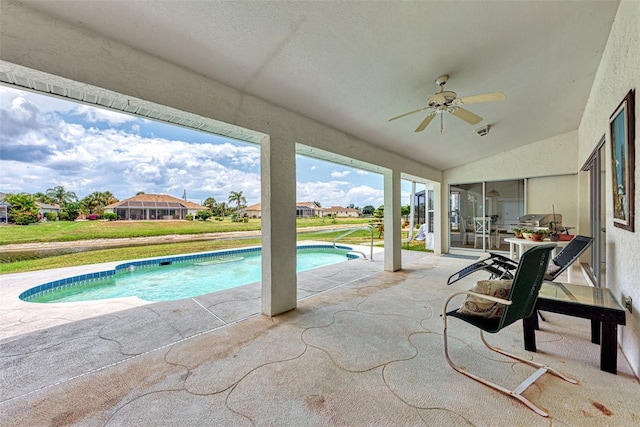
(442, 244, 578, 417)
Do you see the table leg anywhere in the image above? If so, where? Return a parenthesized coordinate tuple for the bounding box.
(567, 265, 573, 283)
(509, 242, 515, 260)
(591, 319, 601, 344)
(601, 322, 618, 374)
(523, 315, 537, 352)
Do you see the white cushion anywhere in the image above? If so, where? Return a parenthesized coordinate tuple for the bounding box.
(546, 262, 561, 276)
(458, 280, 512, 319)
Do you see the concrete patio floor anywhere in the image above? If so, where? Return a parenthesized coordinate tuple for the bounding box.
(1, 249, 639, 426)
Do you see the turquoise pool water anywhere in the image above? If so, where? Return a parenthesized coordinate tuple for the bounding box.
(22, 245, 354, 303)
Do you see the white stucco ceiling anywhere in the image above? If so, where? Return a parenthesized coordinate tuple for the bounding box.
(17, 0, 620, 171)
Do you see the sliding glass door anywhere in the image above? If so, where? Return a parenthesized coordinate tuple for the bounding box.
(449, 180, 525, 251)
(581, 137, 606, 287)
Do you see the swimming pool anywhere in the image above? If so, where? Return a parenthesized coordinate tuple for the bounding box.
(20, 245, 358, 303)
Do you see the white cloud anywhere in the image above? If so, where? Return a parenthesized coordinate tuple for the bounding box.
(345, 185, 384, 207)
(310, 165, 317, 170)
(330, 170, 350, 178)
(295, 180, 382, 208)
(75, 105, 139, 125)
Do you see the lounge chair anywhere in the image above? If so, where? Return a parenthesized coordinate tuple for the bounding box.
(446, 235, 594, 286)
(442, 244, 578, 417)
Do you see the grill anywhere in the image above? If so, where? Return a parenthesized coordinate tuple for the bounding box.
(517, 214, 562, 230)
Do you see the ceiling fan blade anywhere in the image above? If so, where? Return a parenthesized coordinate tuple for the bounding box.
(449, 107, 483, 125)
(455, 92, 506, 105)
(415, 112, 437, 132)
(388, 107, 429, 122)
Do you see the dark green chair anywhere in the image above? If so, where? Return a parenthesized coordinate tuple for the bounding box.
(442, 244, 577, 417)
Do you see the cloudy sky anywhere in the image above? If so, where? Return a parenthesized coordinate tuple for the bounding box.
(0, 86, 420, 208)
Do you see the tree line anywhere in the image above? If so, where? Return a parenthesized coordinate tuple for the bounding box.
(2, 186, 399, 225)
(2, 187, 252, 225)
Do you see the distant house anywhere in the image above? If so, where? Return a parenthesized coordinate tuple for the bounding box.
(296, 201, 323, 218)
(0, 193, 9, 224)
(104, 194, 207, 220)
(0, 200, 8, 224)
(322, 206, 360, 218)
(241, 202, 263, 218)
(239, 201, 324, 218)
(37, 202, 61, 217)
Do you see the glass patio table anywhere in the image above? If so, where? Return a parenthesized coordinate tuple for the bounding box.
(523, 281, 626, 374)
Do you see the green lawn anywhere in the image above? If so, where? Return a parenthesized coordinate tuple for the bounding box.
(0, 217, 372, 245)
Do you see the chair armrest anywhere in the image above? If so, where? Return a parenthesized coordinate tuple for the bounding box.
(446, 261, 490, 285)
(465, 291, 513, 306)
(442, 290, 513, 317)
(488, 252, 518, 266)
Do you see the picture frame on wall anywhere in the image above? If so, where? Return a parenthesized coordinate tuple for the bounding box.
(609, 89, 635, 232)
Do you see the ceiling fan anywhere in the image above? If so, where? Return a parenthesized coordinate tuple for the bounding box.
(388, 75, 505, 133)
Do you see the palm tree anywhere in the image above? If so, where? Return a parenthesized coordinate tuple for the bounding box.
(45, 185, 78, 208)
(81, 192, 100, 214)
(33, 192, 56, 205)
(81, 191, 119, 214)
(228, 191, 246, 213)
(101, 191, 118, 206)
(203, 197, 217, 212)
(218, 202, 227, 219)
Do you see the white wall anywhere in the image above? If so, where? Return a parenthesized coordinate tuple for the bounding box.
(527, 174, 578, 229)
(578, 0, 640, 376)
(445, 130, 578, 183)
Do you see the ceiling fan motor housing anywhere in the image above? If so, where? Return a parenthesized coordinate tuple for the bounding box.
(428, 91, 457, 106)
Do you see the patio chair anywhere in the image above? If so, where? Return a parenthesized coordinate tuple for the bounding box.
(442, 244, 578, 417)
(473, 216, 492, 248)
(446, 235, 594, 286)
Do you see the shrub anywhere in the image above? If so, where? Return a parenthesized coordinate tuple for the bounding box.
(195, 210, 212, 221)
(103, 212, 117, 221)
(12, 211, 40, 225)
(44, 212, 58, 222)
(87, 214, 99, 220)
(243, 217, 249, 222)
(185, 213, 194, 221)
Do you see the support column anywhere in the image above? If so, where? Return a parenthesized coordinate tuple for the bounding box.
(260, 136, 297, 316)
(383, 169, 402, 271)
(432, 182, 442, 255)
